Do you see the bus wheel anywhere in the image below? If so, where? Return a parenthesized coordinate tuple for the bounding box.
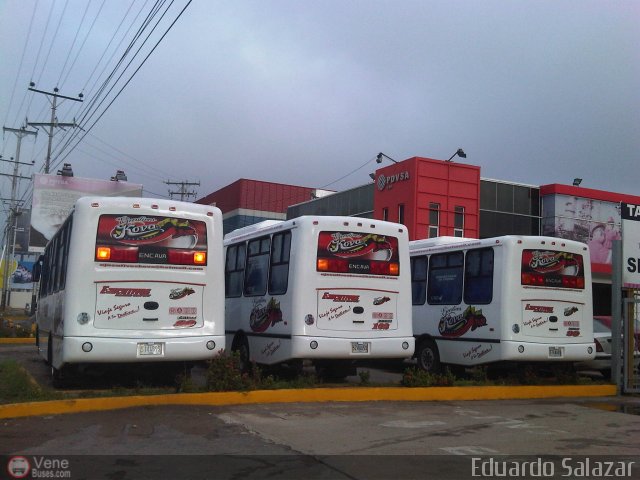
(45, 335, 52, 366)
(51, 364, 71, 388)
(416, 339, 441, 374)
(232, 334, 251, 372)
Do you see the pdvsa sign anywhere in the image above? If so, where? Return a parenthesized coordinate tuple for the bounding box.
(377, 171, 410, 191)
(621, 202, 640, 288)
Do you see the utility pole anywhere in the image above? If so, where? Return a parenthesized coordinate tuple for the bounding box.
(165, 180, 200, 201)
(26, 84, 83, 174)
(0, 126, 36, 311)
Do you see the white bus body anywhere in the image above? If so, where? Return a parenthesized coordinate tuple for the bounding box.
(224, 216, 414, 372)
(409, 235, 596, 372)
(35, 197, 225, 382)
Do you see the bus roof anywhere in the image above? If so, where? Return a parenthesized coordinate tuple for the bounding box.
(409, 235, 589, 256)
(224, 216, 407, 244)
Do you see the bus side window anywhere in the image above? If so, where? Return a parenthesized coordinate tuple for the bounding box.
(225, 244, 246, 298)
(427, 251, 463, 305)
(244, 236, 270, 296)
(269, 231, 291, 295)
(464, 248, 494, 305)
(411, 255, 427, 305)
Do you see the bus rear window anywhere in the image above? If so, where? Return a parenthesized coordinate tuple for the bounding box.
(95, 214, 208, 265)
(521, 249, 584, 289)
(316, 231, 400, 276)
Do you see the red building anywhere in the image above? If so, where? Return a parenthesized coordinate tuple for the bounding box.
(373, 157, 480, 240)
(196, 179, 317, 234)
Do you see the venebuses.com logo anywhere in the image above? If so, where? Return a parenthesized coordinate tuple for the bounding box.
(6, 456, 71, 479)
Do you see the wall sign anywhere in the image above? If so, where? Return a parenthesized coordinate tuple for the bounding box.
(621, 202, 640, 288)
(377, 171, 410, 191)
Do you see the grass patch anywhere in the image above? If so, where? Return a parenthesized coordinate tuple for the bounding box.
(0, 360, 63, 404)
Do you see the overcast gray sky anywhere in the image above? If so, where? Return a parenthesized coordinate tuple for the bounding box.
(1, 0, 639, 216)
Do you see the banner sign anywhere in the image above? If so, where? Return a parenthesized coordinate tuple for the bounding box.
(621, 202, 640, 288)
(29, 173, 143, 252)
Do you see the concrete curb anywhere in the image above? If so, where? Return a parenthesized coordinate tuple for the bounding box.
(0, 338, 35, 344)
(0, 384, 617, 419)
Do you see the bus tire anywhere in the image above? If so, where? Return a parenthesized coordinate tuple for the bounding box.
(232, 334, 251, 372)
(416, 339, 441, 374)
(45, 334, 52, 366)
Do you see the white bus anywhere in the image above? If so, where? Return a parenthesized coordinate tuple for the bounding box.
(34, 196, 225, 385)
(224, 216, 414, 377)
(409, 235, 595, 373)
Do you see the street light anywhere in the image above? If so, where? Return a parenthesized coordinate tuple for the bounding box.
(57, 163, 73, 176)
(376, 152, 398, 164)
(111, 170, 127, 181)
(447, 148, 466, 162)
(573, 178, 582, 187)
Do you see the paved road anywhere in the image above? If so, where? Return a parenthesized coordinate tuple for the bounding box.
(2, 398, 640, 479)
(2, 344, 640, 479)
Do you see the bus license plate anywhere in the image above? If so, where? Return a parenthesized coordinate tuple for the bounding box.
(351, 342, 370, 354)
(548, 346, 564, 358)
(138, 342, 164, 356)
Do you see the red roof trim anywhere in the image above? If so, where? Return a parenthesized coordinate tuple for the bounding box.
(539, 184, 640, 204)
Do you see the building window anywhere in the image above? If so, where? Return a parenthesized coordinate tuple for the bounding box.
(382, 208, 388, 221)
(398, 204, 405, 225)
(429, 202, 440, 238)
(454, 206, 464, 237)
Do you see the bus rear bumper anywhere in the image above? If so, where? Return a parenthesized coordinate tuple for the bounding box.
(501, 340, 596, 362)
(291, 336, 415, 359)
(61, 335, 226, 365)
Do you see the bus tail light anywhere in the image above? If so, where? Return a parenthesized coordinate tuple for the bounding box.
(521, 273, 545, 286)
(317, 258, 349, 273)
(96, 246, 138, 263)
(167, 249, 208, 265)
(370, 261, 400, 276)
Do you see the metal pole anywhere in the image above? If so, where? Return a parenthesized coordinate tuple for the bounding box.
(611, 239, 622, 394)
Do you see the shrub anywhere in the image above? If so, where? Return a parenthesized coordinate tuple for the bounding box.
(401, 367, 456, 387)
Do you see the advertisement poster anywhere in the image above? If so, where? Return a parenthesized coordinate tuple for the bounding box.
(29, 173, 143, 252)
(543, 195, 621, 266)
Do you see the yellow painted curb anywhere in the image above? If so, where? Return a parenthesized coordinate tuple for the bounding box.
(0, 384, 616, 419)
(0, 338, 35, 344)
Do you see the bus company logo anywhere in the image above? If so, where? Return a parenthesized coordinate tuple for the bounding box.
(525, 304, 554, 313)
(564, 306, 579, 316)
(322, 292, 360, 302)
(250, 298, 283, 333)
(110, 216, 197, 246)
(7, 456, 30, 479)
(373, 296, 391, 305)
(376, 171, 410, 191)
(327, 233, 392, 259)
(528, 251, 578, 275)
(173, 319, 197, 328)
(566, 329, 580, 337)
(100, 286, 151, 297)
(169, 307, 197, 315)
(438, 306, 487, 337)
(169, 287, 195, 299)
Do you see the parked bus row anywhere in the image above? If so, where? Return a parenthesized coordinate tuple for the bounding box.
(33, 196, 596, 386)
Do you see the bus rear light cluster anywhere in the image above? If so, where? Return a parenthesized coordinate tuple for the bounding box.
(521, 273, 545, 286)
(168, 250, 207, 265)
(316, 258, 399, 276)
(96, 246, 207, 265)
(562, 276, 584, 289)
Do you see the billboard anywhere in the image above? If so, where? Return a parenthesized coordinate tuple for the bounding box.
(542, 194, 621, 267)
(29, 173, 143, 252)
(621, 202, 640, 289)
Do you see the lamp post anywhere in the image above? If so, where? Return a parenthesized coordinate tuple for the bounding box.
(447, 148, 466, 162)
(376, 152, 398, 164)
